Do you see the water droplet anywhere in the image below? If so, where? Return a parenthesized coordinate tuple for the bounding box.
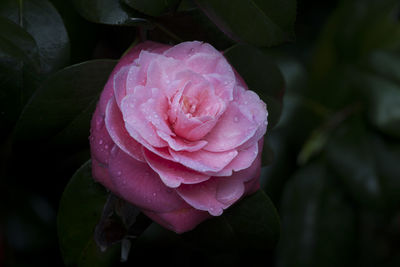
(152, 192, 157, 197)
(104, 144, 109, 149)
(95, 115, 104, 130)
(189, 48, 195, 55)
(99, 139, 103, 145)
(244, 101, 248, 105)
(117, 171, 122, 176)
(233, 116, 239, 122)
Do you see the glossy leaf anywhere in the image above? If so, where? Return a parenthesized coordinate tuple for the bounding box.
(72, 0, 149, 26)
(57, 160, 119, 267)
(0, 0, 70, 74)
(0, 17, 40, 136)
(325, 118, 383, 208)
(277, 163, 356, 267)
(123, 0, 179, 16)
(224, 44, 284, 128)
(183, 190, 280, 252)
(195, 0, 296, 47)
(15, 59, 117, 144)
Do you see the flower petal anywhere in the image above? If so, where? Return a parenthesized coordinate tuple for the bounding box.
(203, 102, 259, 152)
(121, 90, 167, 148)
(90, 106, 114, 164)
(214, 142, 259, 177)
(105, 97, 145, 162)
(157, 130, 207, 152)
(169, 148, 238, 173)
(176, 149, 262, 215)
(143, 148, 210, 188)
(108, 146, 186, 213)
(143, 207, 210, 233)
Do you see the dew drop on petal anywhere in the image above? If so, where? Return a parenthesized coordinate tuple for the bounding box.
(233, 116, 239, 123)
(99, 139, 104, 145)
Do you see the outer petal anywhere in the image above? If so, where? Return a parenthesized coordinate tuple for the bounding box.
(105, 97, 145, 162)
(108, 146, 186, 213)
(143, 149, 210, 188)
(143, 207, 210, 234)
(90, 107, 114, 164)
(176, 147, 262, 216)
(91, 159, 116, 193)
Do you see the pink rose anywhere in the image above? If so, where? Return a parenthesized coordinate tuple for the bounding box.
(90, 41, 268, 233)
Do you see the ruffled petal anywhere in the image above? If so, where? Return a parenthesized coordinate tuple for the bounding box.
(108, 146, 186, 213)
(214, 142, 259, 177)
(105, 97, 145, 162)
(203, 102, 259, 152)
(143, 149, 210, 188)
(163, 41, 219, 60)
(176, 149, 262, 215)
(121, 90, 167, 148)
(157, 130, 207, 152)
(169, 148, 238, 173)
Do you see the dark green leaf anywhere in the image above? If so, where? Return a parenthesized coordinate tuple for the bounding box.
(0, 17, 40, 69)
(15, 59, 117, 145)
(183, 190, 280, 252)
(72, 0, 149, 26)
(371, 136, 400, 208)
(0, 17, 40, 134)
(325, 117, 383, 208)
(224, 44, 284, 128)
(123, 0, 179, 16)
(0, 0, 70, 74)
(277, 163, 356, 267)
(57, 160, 119, 267)
(195, 0, 296, 47)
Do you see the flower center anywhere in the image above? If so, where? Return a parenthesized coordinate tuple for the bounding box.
(181, 96, 198, 117)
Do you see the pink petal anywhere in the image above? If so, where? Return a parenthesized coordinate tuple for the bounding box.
(121, 92, 167, 148)
(143, 207, 210, 233)
(176, 148, 262, 216)
(140, 92, 173, 136)
(163, 41, 219, 60)
(157, 130, 207, 152)
(214, 142, 259, 177)
(89, 107, 114, 164)
(170, 148, 238, 173)
(143, 149, 210, 188)
(92, 158, 116, 193)
(105, 97, 145, 162)
(108, 146, 186, 213)
(113, 65, 129, 108)
(203, 102, 258, 152)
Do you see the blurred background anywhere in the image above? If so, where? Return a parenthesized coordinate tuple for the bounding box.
(1, 0, 400, 266)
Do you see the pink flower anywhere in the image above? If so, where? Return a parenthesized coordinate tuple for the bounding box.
(90, 41, 268, 233)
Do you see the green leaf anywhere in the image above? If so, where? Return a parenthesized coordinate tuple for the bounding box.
(371, 136, 400, 209)
(277, 162, 356, 267)
(325, 117, 383, 208)
(0, 17, 40, 69)
(72, 0, 149, 26)
(224, 44, 284, 128)
(57, 160, 119, 267)
(123, 0, 179, 16)
(183, 190, 280, 252)
(0, 17, 40, 135)
(0, 0, 70, 74)
(195, 0, 296, 47)
(15, 59, 117, 145)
